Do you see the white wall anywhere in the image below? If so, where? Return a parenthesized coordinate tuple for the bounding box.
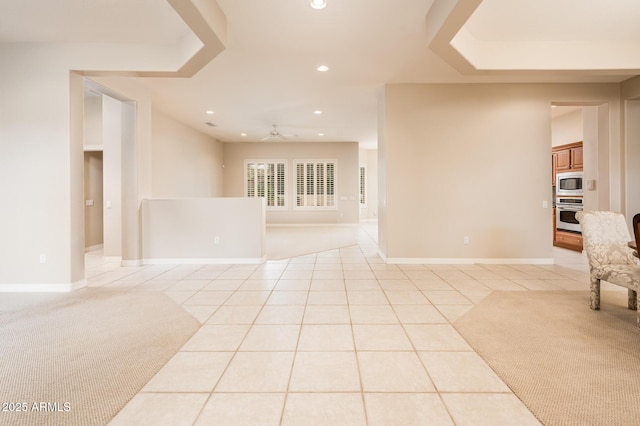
(359, 149, 378, 221)
(151, 109, 224, 198)
(0, 14, 223, 288)
(377, 91, 388, 257)
(621, 76, 640, 227)
(552, 108, 582, 147)
(102, 94, 123, 258)
(0, 41, 169, 289)
(380, 83, 621, 262)
(84, 93, 103, 146)
(223, 142, 360, 224)
(0, 45, 82, 289)
(581, 105, 611, 212)
(142, 198, 264, 262)
(624, 100, 640, 221)
(69, 72, 85, 286)
(120, 99, 145, 265)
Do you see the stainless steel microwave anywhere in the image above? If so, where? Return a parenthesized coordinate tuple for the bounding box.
(556, 171, 583, 196)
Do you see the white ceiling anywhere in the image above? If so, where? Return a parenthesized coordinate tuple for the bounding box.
(465, 0, 640, 42)
(451, 0, 640, 73)
(2, 0, 640, 149)
(0, 0, 190, 44)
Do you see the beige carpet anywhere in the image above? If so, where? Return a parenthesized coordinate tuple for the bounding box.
(454, 290, 640, 426)
(0, 289, 200, 426)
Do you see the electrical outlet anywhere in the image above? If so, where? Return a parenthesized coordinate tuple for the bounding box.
(463, 236, 470, 245)
(39, 254, 46, 264)
(214, 236, 220, 245)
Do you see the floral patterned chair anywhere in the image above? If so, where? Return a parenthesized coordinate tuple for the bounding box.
(575, 211, 640, 328)
(633, 213, 640, 257)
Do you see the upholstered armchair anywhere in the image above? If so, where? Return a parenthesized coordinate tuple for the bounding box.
(575, 211, 640, 328)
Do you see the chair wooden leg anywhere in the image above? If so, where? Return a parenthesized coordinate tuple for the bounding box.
(590, 277, 600, 310)
(637, 297, 640, 330)
(629, 289, 638, 310)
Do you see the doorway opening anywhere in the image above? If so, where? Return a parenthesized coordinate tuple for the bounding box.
(82, 80, 137, 270)
(550, 102, 610, 257)
(84, 150, 104, 251)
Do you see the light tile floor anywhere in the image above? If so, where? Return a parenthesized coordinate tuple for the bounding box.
(86, 224, 614, 425)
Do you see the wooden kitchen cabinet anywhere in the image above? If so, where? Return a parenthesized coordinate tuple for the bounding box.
(570, 145, 583, 169)
(551, 141, 584, 252)
(555, 149, 571, 171)
(552, 141, 583, 186)
(554, 230, 583, 251)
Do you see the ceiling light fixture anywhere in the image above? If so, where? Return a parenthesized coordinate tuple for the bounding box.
(309, 0, 327, 10)
(314, 110, 323, 115)
(206, 110, 214, 115)
(318, 133, 324, 136)
(316, 65, 329, 72)
(240, 133, 247, 136)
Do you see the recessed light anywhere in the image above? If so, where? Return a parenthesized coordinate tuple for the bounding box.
(206, 110, 214, 115)
(309, 0, 327, 10)
(316, 65, 329, 72)
(318, 133, 324, 136)
(240, 133, 247, 137)
(314, 110, 323, 115)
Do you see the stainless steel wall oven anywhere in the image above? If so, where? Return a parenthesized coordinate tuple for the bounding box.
(556, 197, 583, 233)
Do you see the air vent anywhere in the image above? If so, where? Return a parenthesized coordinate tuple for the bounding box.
(205, 121, 216, 127)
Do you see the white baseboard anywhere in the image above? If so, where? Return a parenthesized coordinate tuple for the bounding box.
(72, 279, 87, 290)
(142, 257, 266, 265)
(103, 256, 122, 262)
(384, 257, 554, 265)
(121, 259, 143, 267)
(0, 280, 85, 293)
(84, 244, 104, 252)
(266, 223, 358, 227)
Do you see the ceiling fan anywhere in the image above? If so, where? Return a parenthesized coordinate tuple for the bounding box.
(261, 124, 295, 141)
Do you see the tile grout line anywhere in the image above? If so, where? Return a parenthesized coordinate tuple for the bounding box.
(189, 259, 288, 426)
(99, 229, 587, 424)
(279, 254, 313, 426)
(345, 244, 371, 426)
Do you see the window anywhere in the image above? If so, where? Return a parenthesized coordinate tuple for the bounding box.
(244, 160, 287, 208)
(295, 160, 336, 209)
(359, 164, 367, 207)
